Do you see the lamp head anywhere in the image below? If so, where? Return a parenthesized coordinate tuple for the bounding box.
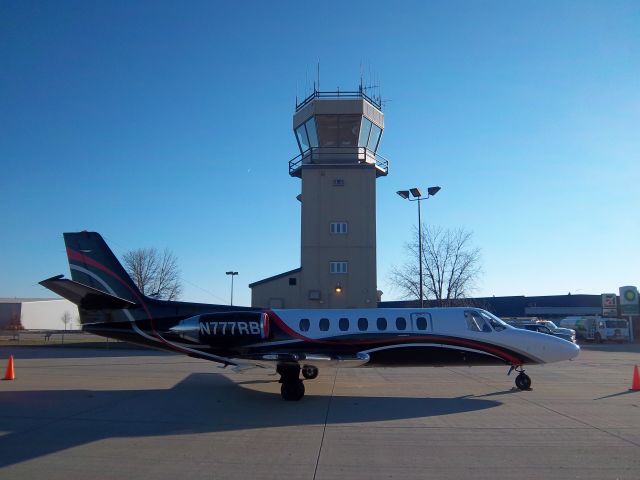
(427, 186, 441, 197)
(396, 190, 410, 200)
(409, 188, 422, 198)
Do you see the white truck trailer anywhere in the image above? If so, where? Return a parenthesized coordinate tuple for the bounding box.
(559, 316, 629, 343)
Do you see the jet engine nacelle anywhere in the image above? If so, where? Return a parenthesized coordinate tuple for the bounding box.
(170, 311, 270, 344)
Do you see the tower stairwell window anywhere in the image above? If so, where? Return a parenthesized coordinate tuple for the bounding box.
(330, 222, 348, 234)
(329, 261, 348, 274)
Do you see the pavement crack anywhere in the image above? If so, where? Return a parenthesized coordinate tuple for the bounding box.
(312, 368, 337, 480)
(514, 394, 640, 448)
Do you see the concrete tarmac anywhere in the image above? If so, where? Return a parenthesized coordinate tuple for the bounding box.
(0, 344, 638, 479)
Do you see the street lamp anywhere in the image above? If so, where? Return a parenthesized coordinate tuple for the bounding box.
(396, 186, 441, 308)
(225, 271, 238, 306)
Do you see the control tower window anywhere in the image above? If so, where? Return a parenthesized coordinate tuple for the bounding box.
(305, 118, 318, 148)
(359, 117, 372, 147)
(316, 115, 361, 148)
(295, 124, 310, 152)
(295, 119, 318, 153)
(367, 124, 382, 152)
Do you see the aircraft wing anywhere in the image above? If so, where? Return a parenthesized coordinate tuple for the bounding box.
(238, 352, 370, 369)
(40, 275, 138, 310)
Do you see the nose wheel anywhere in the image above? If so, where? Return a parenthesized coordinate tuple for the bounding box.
(508, 365, 532, 391)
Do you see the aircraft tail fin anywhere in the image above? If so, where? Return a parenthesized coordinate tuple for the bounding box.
(63, 231, 144, 305)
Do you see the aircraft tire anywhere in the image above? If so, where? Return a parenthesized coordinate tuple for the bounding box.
(515, 373, 532, 390)
(281, 380, 305, 401)
(302, 366, 319, 380)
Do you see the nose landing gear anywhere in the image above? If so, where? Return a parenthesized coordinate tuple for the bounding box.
(508, 365, 532, 391)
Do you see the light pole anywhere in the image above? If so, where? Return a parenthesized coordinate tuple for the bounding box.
(225, 271, 238, 306)
(397, 186, 441, 308)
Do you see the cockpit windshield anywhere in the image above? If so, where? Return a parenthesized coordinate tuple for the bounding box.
(465, 311, 492, 332)
(479, 310, 509, 331)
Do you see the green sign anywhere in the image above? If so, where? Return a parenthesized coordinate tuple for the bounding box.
(620, 286, 639, 315)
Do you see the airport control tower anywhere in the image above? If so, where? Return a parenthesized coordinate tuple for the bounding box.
(250, 88, 388, 308)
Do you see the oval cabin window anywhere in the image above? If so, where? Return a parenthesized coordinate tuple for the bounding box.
(299, 318, 310, 332)
(377, 317, 387, 330)
(416, 317, 428, 331)
(339, 318, 349, 331)
(396, 317, 407, 330)
(319, 318, 330, 331)
(358, 318, 368, 331)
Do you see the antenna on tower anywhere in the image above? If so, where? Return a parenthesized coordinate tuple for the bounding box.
(317, 61, 320, 92)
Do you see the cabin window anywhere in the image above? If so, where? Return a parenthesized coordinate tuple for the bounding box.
(416, 316, 428, 330)
(358, 318, 368, 331)
(319, 318, 330, 331)
(377, 317, 387, 331)
(299, 318, 310, 332)
(339, 317, 349, 331)
(396, 317, 407, 330)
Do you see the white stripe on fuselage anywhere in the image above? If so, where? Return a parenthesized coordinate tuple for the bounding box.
(360, 343, 504, 361)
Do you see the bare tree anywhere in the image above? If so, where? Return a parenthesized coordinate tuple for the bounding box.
(122, 247, 183, 300)
(9, 311, 22, 330)
(390, 226, 482, 306)
(61, 311, 72, 344)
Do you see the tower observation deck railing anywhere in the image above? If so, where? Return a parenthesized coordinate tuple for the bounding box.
(289, 147, 389, 177)
(296, 89, 382, 111)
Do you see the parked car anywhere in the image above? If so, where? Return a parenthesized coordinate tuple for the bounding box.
(513, 323, 577, 343)
(537, 320, 576, 337)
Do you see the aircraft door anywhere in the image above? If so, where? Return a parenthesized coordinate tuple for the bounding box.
(411, 313, 432, 333)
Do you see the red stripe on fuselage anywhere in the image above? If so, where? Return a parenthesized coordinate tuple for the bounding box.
(266, 310, 523, 365)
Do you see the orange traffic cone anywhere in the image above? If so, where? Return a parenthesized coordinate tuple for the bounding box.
(632, 365, 640, 391)
(3, 355, 15, 381)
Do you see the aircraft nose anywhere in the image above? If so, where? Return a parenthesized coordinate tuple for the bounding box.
(564, 340, 581, 361)
(541, 335, 581, 363)
(514, 329, 581, 364)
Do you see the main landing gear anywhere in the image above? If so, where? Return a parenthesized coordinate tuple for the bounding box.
(276, 365, 319, 400)
(508, 365, 532, 391)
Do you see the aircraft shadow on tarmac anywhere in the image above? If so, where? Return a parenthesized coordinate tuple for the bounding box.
(0, 373, 501, 468)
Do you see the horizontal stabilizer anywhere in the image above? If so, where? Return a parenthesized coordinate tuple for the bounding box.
(39, 275, 138, 310)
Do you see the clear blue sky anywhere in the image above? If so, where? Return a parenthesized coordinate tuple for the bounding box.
(1, 1, 638, 306)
